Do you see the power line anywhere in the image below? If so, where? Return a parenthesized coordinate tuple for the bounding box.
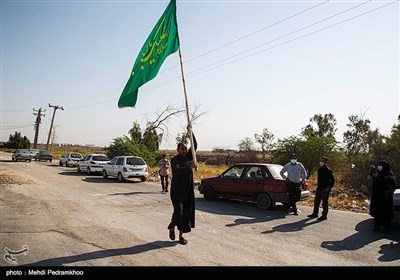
(142, 0, 395, 91)
(160, 0, 330, 74)
(0, 124, 35, 130)
(185, 0, 398, 77)
(65, 1, 330, 108)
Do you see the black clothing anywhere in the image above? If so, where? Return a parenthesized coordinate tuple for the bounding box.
(312, 165, 335, 217)
(168, 135, 197, 233)
(313, 189, 330, 218)
(286, 182, 301, 214)
(317, 165, 335, 191)
(369, 161, 397, 230)
(161, 174, 169, 191)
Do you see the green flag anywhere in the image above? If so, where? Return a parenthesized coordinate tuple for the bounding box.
(118, 0, 179, 108)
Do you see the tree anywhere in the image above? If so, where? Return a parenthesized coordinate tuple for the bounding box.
(175, 131, 189, 146)
(238, 137, 258, 162)
(254, 128, 274, 161)
(142, 123, 163, 152)
(271, 136, 302, 165)
(106, 136, 156, 166)
(128, 122, 142, 143)
(343, 113, 371, 157)
(271, 113, 339, 178)
(6, 131, 31, 149)
(302, 113, 337, 137)
(382, 120, 400, 182)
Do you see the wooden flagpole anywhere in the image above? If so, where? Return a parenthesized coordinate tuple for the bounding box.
(178, 47, 197, 164)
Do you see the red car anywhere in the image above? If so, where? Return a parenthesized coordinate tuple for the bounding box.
(198, 163, 310, 210)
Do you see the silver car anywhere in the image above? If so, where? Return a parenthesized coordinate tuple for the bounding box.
(12, 149, 32, 162)
(77, 154, 109, 174)
(102, 156, 148, 182)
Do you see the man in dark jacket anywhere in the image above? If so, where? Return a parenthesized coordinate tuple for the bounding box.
(167, 124, 198, 245)
(307, 156, 335, 221)
(369, 160, 397, 232)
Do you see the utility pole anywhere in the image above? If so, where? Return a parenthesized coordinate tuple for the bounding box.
(32, 108, 46, 149)
(46, 103, 63, 150)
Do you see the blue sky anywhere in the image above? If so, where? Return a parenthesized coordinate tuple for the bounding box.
(1, 0, 399, 151)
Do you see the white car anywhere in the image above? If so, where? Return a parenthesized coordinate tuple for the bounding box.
(393, 189, 400, 226)
(29, 149, 40, 158)
(102, 156, 148, 182)
(77, 154, 109, 174)
(59, 152, 83, 167)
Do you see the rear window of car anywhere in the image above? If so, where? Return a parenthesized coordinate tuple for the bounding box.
(267, 164, 284, 179)
(93, 156, 109, 161)
(126, 157, 145, 165)
(16, 149, 30, 153)
(71, 153, 82, 158)
(41, 151, 52, 155)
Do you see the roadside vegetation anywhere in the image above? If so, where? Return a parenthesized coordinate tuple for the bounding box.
(2, 109, 399, 214)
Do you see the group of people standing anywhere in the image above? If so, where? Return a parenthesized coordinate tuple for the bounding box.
(161, 124, 397, 245)
(280, 153, 335, 221)
(279, 153, 397, 230)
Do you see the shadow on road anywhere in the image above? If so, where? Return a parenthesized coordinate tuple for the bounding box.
(196, 198, 286, 226)
(321, 219, 400, 262)
(261, 217, 322, 233)
(109, 191, 162, 196)
(58, 171, 85, 176)
(83, 177, 115, 183)
(25, 240, 176, 266)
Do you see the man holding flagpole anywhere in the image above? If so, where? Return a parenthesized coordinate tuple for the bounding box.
(117, 0, 198, 243)
(168, 123, 197, 245)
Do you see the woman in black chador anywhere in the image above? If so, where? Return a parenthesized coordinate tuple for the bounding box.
(369, 160, 397, 232)
(167, 124, 198, 245)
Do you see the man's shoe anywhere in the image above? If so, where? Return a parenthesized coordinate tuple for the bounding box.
(293, 212, 298, 216)
(169, 228, 175, 240)
(307, 214, 318, 218)
(317, 216, 327, 221)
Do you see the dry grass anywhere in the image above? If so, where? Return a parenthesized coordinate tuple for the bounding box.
(0, 168, 35, 186)
(298, 174, 369, 213)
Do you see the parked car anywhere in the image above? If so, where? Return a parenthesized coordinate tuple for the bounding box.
(59, 152, 83, 167)
(77, 154, 109, 174)
(198, 163, 310, 210)
(102, 156, 148, 182)
(34, 150, 53, 162)
(29, 149, 40, 158)
(392, 189, 400, 227)
(12, 149, 32, 162)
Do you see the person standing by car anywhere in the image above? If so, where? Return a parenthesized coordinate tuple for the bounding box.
(280, 153, 307, 216)
(307, 156, 335, 221)
(158, 154, 170, 193)
(167, 123, 198, 245)
(369, 160, 397, 232)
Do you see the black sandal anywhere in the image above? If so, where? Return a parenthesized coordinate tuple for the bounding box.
(169, 228, 175, 241)
(178, 237, 188, 245)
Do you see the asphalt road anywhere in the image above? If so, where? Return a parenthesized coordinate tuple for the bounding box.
(1, 152, 399, 267)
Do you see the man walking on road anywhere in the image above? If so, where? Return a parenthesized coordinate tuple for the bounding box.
(307, 156, 335, 221)
(167, 123, 198, 245)
(280, 153, 307, 216)
(158, 154, 170, 193)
